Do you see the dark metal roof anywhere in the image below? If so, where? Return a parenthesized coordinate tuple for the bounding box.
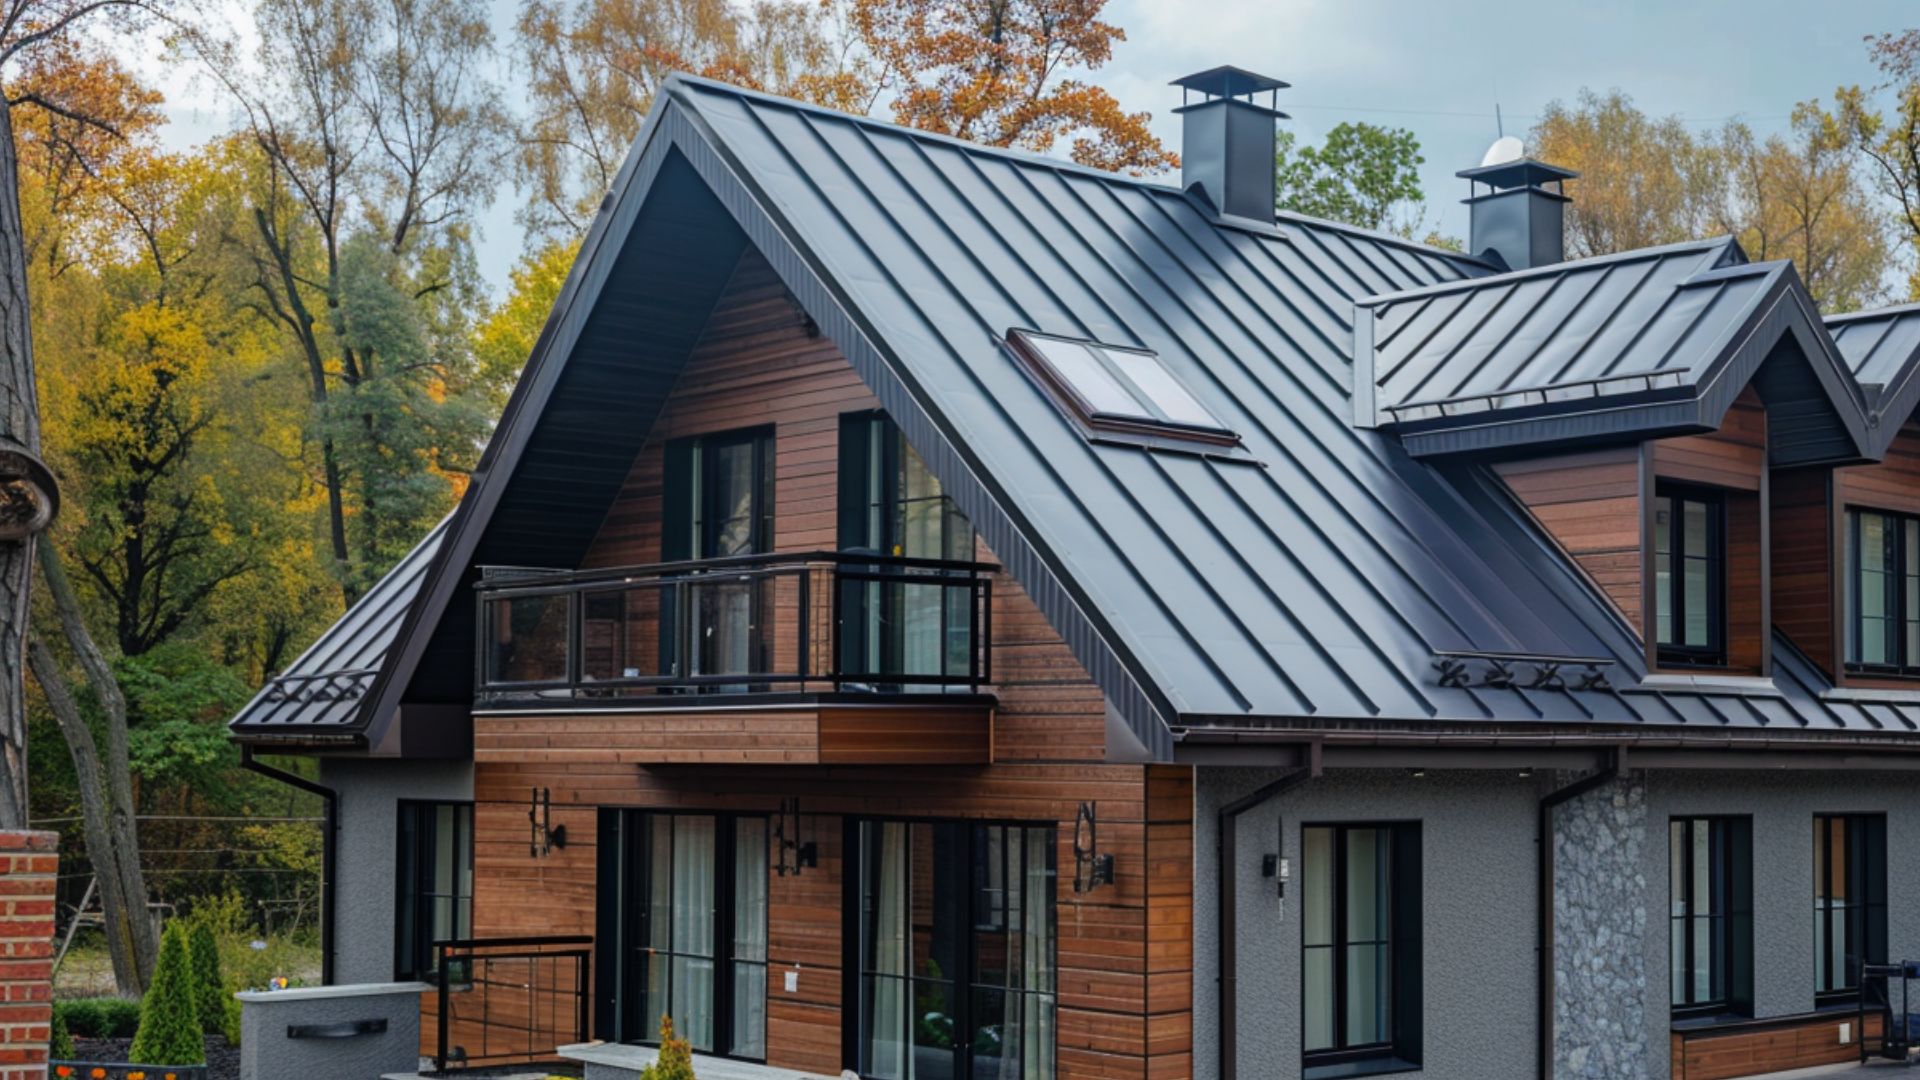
(234, 74, 1920, 755)
(227, 515, 449, 741)
(1456, 158, 1578, 188)
(1828, 302, 1920, 453)
(1355, 238, 1872, 463)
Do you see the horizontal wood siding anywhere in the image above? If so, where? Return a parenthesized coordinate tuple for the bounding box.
(1652, 389, 1767, 492)
(1770, 467, 1835, 678)
(466, 760, 1191, 1079)
(1651, 388, 1769, 675)
(471, 704, 994, 766)
(1672, 1012, 1884, 1079)
(1834, 419, 1920, 687)
(572, 247, 1106, 763)
(1494, 447, 1643, 626)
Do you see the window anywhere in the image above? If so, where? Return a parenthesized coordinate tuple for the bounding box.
(1847, 508, 1920, 674)
(1669, 817, 1752, 1018)
(837, 414, 977, 687)
(853, 819, 1056, 1080)
(595, 811, 768, 1058)
(395, 801, 473, 981)
(1006, 329, 1239, 448)
(1814, 814, 1887, 999)
(1654, 485, 1726, 667)
(1301, 822, 1422, 1075)
(663, 429, 777, 684)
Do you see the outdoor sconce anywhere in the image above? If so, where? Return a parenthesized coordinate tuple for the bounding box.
(1073, 801, 1115, 893)
(0, 443, 57, 540)
(774, 797, 817, 877)
(529, 786, 567, 857)
(1262, 817, 1289, 901)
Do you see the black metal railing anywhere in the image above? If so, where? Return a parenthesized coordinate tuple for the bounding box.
(473, 551, 994, 703)
(433, 935, 592, 1072)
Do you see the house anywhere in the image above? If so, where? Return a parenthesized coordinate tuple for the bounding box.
(226, 66, 1920, 1080)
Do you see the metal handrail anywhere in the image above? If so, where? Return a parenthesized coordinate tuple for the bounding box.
(433, 935, 592, 1072)
(474, 552, 994, 700)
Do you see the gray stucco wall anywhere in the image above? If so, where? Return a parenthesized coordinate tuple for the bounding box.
(319, 757, 473, 985)
(1195, 768, 1541, 1080)
(1196, 766, 1920, 1080)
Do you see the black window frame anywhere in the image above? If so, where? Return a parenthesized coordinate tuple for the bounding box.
(394, 800, 474, 982)
(1668, 816, 1753, 1021)
(1299, 820, 1423, 1077)
(1845, 506, 1920, 676)
(593, 809, 770, 1059)
(1813, 813, 1888, 1002)
(842, 815, 1059, 1080)
(1004, 329, 1245, 454)
(1653, 483, 1727, 668)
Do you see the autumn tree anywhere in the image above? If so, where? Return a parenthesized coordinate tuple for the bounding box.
(1530, 89, 1725, 260)
(1834, 29, 1920, 297)
(1274, 122, 1430, 235)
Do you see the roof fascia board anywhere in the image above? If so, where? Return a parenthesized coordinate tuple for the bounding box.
(1869, 357, 1920, 455)
(356, 92, 687, 750)
(662, 81, 1181, 756)
(1398, 398, 1707, 458)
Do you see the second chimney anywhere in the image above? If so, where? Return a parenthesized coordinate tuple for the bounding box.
(1172, 67, 1288, 224)
(1457, 155, 1578, 271)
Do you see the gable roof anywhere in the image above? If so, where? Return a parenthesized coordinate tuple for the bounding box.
(231, 74, 1920, 757)
(1828, 302, 1920, 453)
(1355, 237, 1872, 464)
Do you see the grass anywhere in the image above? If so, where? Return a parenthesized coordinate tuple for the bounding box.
(55, 926, 321, 1000)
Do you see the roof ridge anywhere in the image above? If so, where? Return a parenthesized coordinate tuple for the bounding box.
(1271, 209, 1498, 272)
(1827, 300, 1920, 324)
(1356, 235, 1738, 309)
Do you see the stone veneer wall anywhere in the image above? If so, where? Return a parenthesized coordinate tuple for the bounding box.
(0, 831, 56, 1080)
(1554, 772, 1650, 1080)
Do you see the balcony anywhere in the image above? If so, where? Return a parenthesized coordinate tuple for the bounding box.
(470, 552, 997, 765)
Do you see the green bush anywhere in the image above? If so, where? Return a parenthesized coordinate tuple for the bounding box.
(188, 923, 225, 1035)
(49, 1006, 72, 1060)
(129, 923, 206, 1066)
(220, 994, 242, 1047)
(53, 997, 142, 1039)
(638, 1014, 696, 1080)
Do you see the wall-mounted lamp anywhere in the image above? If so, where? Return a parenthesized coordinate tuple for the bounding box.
(774, 797, 817, 877)
(529, 786, 567, 857)
(1073, 801, 1115, 893)
(1262, 816, 1290, 900)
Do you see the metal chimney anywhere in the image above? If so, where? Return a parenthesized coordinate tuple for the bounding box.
(1457, 155, 1578, 271)
(1172, 67, 1288, 224)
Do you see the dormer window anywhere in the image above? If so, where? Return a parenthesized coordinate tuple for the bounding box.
(1845, 507, 1920, 675)
(1654, 484, 1726, 668)
(1007, 329, 1240, 450)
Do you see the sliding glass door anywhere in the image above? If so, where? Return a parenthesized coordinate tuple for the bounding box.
(595, 810, 767, 1058)
(853, 819, 1056, 1080)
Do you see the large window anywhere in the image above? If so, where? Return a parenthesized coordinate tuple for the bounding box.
(1654, 485, 1726, 667)
(1301, 822, 1422, 1075)
(852, 819, 1056, 1080)
(595, 811, 767, 1058)
(1669, 817, 1752, 1018)
(1846, 508, 1920, 674)
(662, 429, 777, 684)
(395, 801, 473, 981)
(1815, 814, 1888, 999)
(838, 414, 977, 688)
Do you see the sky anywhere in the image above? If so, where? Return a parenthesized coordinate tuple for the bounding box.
(140, 0, 1920, 295)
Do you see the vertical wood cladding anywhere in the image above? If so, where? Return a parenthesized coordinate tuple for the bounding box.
(1770, 467, 1836, 679)
(575, 247, 1106, 762)
(467, 760, 1194, 1079)
(1494, 447, 1644, 626)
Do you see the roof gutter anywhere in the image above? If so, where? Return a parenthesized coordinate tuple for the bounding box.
(1173, 724, 1920, 756)
(1216, 741, 1320, 1080)
(240, 745, 337, 986)
(1537, 747, 1626, 1080)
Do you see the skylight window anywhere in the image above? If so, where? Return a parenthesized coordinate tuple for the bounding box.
(1009, 330, 1239, 448)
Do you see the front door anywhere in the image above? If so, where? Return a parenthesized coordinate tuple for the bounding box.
(595, 810, 768, 1057)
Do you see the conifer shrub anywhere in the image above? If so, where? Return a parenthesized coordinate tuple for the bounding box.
(637, 1014, 696, 1080)
(49, 1005, 72, 1060)
(129, 923, 206, 1066)
(187, 923, 225, 1035)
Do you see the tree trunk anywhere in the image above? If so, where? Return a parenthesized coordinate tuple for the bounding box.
(37, 535, 157, 990)
(27, 638, 148, 995)
(0, 102, 41, 829)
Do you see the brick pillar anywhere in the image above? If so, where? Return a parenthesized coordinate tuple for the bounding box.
(0, 831, 57, 1080)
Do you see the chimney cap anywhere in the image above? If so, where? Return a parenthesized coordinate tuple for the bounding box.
(1455, 158, 1578, 190)
(1172, 66, 1290, 117)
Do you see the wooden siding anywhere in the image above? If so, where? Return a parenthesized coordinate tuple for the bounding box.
(1770, 467, 1836, 679)
(575, 247, 1106, 763)
(1671, 1012, 1883, 1080)
(1493, 447, 1643, 626)
(1833, 419, 1920, 687)
(472, 702, 994, 766)
(466, 760, 1194, 1079)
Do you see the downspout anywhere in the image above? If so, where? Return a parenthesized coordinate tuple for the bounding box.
(240, 745, 338, 986)
(1537, 747, 1625, 1080)
(1217, 743, 1321, 1080)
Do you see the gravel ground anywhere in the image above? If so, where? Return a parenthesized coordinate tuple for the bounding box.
(67, 1035, 239, 1080)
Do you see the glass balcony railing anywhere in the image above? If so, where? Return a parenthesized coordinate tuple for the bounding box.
(474, 551, 994, 702)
